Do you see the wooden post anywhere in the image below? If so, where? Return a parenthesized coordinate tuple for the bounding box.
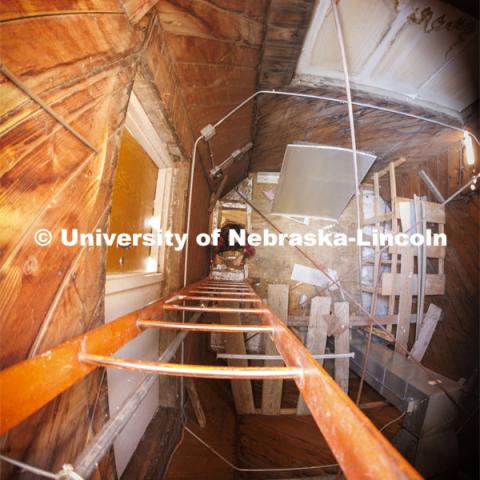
(297, 296, 331, 415)
(220, 304, 255, 414)
(334, 302, 350, 393)
(186, 378, 206, 428)
(410, 304, 442, 362)
(396, 201, 415, 353)
(262, 284, 288, 414)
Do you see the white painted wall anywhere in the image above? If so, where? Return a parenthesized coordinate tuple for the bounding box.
(104, 272, 164, 477)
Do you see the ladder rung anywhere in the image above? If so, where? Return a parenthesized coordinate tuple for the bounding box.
(169, 295, 261, 303)
(164, 304, 269, 314)
(138, 320, 272, 333)
(79, 353, 302, 379)
(194, 285, 251, 292)
(203, 282, 247, 286)
(188, 289, 256, 296)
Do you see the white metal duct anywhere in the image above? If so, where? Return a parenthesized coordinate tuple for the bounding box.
(271, 144, 376, 221)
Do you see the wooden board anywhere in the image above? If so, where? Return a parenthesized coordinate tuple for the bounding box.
(334, 302, 350, 393)
(381, 273, 446, 296)
(262, 284, 288, 414)
(220, 306, 256, 414)
(297, 296, 330, 414)
(410, 304, 443, 362)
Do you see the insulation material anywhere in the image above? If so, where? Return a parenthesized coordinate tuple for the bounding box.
(271, 144, 376, 220)
(291, 264, 339, 291)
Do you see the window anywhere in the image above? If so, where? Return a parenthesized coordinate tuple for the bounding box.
(106, 93, 173, 275)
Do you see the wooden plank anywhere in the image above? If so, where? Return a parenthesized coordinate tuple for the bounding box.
(395, 202, 415, 353)
(388, 245, 446, 258)
(287, 314, 417, 327)
(396, 197, 445, 224)
(0, 1, 123, 21)
(297, 296, 330, 414)
(157, 0, 264, 46)
(0, 14, 137, 126)
(262, 284, 288, 414)
(220, 305, 255, 414)
(334, 302, 350, 393)
(122, 0, 159, 24)
(361, 212, 392, 226)
(186, 379, 207, 428)
(164, 32, 260, 66)
(381, 273, 446, 296)
(410, 304, 442, 362)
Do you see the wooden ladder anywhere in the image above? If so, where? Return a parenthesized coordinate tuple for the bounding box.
(0, 277, 422, 479)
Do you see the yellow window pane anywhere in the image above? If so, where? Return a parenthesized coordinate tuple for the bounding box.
(107, 129, 158, 273)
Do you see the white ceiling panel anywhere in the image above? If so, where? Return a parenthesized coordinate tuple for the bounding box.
(296, 0, 478, 115)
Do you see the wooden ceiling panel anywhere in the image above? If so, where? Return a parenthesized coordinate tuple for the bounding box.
(258, 0, 316, 88)
(154, 0, 266, 191)
(157, 0, 264, 45)
(164, 33, 260, 66)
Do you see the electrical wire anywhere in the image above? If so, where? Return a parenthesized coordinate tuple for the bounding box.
(184, 426, 338, 473)
(211, 90, 480, 147)
(0, 455, 83, 480)
(379, 411, 407, 433)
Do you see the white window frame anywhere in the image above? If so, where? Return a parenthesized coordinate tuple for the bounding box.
(107, 92, 174, 288)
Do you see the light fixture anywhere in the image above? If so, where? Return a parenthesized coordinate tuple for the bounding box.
(464, 131, 475, 166)
(146, 216, 161, 230)
(145, 256, 157, 273)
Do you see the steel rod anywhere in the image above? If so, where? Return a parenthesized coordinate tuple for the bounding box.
(217, 352, 355, 361)
(194, 287, 251, 291)
(189, 289, 255, 296)
(138, 320, 273, 333)
(164, 304, 268, 314)
(176, 295, 261, 303)
(74, 312, 203, 478)
(78, 353, 302, 379)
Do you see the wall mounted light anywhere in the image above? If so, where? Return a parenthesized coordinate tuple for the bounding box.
(464, 131, 475, 166)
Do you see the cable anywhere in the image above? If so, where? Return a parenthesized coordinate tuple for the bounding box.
(0, 455, 83, 480)
(379, 411, 406, 433)
(210, 90, 479, 147)
(331, 0, 362, 283)
(184, 426, 338, 473)
(0, 64, 97, 153)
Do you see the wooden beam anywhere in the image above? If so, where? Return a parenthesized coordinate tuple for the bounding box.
(220, 304, 255, 415)
(186, 379, 207, 428)
(334, 302, 350, 393)
(410, 304, 442, 362)
(262, 284, 289, 415)
(381, 273, 446, 296)
(297, 296, 330, 415)
(396, 202, 415, 353)
(287, 314, 418, 327)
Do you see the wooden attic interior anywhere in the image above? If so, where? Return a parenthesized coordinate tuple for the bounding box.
(0, 1, 479, 479)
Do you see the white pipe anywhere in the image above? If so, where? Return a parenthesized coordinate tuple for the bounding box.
(442, 173, 480, 206)
(211, 90, 478, 145)
(217, 352, 354, 361)
(330, 0, 362, 287)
